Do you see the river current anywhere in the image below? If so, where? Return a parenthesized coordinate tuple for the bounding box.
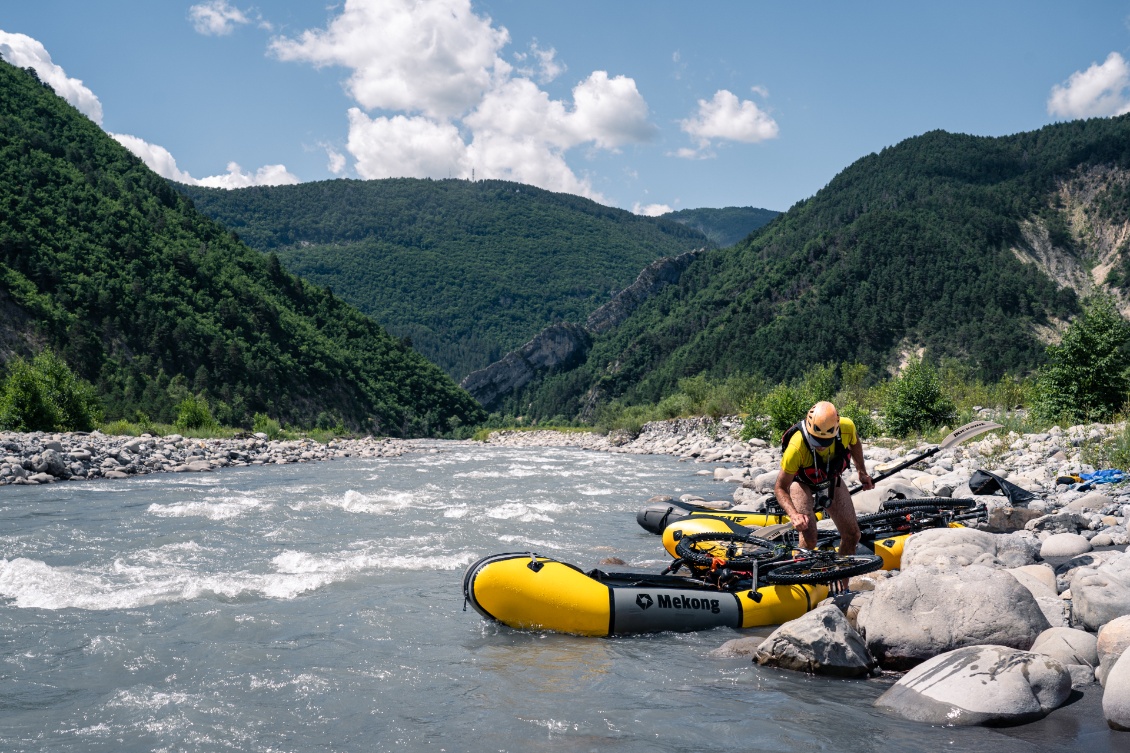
(0, 441, 1116, 752)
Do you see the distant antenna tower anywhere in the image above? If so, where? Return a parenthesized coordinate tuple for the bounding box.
(472, 168, 475, 182)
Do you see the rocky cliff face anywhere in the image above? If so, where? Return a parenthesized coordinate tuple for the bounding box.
(459, 322, 591, 410)
(1012, 164, 1130, 320)
(585, 249, 705, 334)
(460, 249, 705, 409)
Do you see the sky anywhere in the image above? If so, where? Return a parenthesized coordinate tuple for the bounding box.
(2, 1, 1130, 215)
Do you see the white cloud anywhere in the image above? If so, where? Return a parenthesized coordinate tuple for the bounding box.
(270, 0, 509, 120)
(632, 202, 672, 216)
(325, 145, 347, 175)
(568, 71, 656, 149)
(514, 41, 565, 84)
(1048, 52, 1130, 119)
(680, 89, 779, 150)
(0, 31, 103, 124)
(111, 132, 298, 188)
(189, 1, 252, 36)
(273, 0, 656, 202)
(347, 108, 469, 179)
(196, 161, 300, 188)
(110, 133, 197, 182)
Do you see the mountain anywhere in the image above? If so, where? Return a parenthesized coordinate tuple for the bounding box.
(0, 60, 483, 435)
(664, 206, 780, 247)
(174, 179, 710, 379)
(495, 118, 1130, 420)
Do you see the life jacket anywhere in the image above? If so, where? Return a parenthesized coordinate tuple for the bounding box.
(780, 419, 851, 491)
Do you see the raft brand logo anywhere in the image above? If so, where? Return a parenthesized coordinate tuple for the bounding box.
(656, 593, 721, 614)
(635, 593, 653, 610)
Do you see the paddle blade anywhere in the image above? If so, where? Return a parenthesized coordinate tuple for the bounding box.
(938, 420, 1003, 450)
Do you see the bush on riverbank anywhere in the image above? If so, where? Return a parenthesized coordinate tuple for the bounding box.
(0, 351, 102, 432)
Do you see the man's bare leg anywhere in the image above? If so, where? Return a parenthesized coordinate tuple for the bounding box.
(787, 482, 818, 550)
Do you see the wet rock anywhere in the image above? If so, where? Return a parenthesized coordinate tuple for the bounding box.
(856, 564, 1051, 670)
(753, 604, 876, 677)
(874, 645, 1072, 726)
(710, 636, 764, 658)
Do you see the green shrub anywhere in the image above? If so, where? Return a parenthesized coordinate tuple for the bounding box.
(0, 351, 102, 432)
(252, 412, 283, 439)
(839, 400, 878, 439)
(1032, 295, 1130, 424)
(174, 394, 217, 430)
(882, 356, 955, 437)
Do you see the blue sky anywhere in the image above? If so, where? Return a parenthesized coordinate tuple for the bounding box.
(2, 1, 1130, 215)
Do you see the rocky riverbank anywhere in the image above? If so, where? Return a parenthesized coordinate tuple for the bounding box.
(0, 431, 426, 485)
(488, 415, 1130, 731)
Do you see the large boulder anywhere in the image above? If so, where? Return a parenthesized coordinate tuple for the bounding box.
(899, 527, 1039, 571)
(1097, 615, 1130, 685)
(856, 564, 1051, 670)
(1104, 651, 1130, 730)
(1026, 511, 1091, 535)
(1069, 552, 1130, 631)
(752, 604, 876, 677)
(1055, 550, 1125, 593)
(1030, 627, 1099, 687)
(874, 645, 1072, 726)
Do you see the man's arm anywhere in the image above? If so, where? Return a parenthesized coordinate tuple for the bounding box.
(774, 470, 811, 533)
(849, 440, 874, 490)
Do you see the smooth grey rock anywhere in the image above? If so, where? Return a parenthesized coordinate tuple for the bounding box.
(1030, 626, 1098, 668)
(1097, 615, 1130, 685)
(1056, 550, 1125, 593)
(753, 604, 876, 677)
(900, 527, 1038, 571)
(874, 645, 1072, 726)
(28, 472, 56, 483)
(1070, 553, 1130, 631)
(1104, 650, 1130, 729)
(1066, 492, 1114, 512)
(1040, 532, 1093, 559)
(857, 564, 1051, 670)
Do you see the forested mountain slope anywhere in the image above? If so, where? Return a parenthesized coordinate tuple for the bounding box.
(503, 118, 1130, 420)
(175, 179, 710, 379)
(0, 61, 483, 435)
(664, 206, 780, 247)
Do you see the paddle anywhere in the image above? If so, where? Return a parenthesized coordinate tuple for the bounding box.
(848, 420, 1003, 495)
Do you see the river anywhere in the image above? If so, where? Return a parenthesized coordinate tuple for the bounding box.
(0, 441, 1116, 752)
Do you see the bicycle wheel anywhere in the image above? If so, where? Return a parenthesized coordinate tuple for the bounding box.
(674, 532, 788, 572)
(763, 553, 883, 585)
(856, 509, 920, 526)
(879, 497, 975, 512)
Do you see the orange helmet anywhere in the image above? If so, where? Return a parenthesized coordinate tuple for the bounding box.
(804, 401, 840, 446)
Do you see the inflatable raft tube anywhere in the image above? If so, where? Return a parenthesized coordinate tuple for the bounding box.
(463, 552, 827, 637)
(636, 498, 823, 535)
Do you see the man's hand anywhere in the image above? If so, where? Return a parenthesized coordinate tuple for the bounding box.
(790, 511, 812, 533)
(858, 470, 875, 491)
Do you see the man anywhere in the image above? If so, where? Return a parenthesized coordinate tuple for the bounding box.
(773, 401, 874, 554)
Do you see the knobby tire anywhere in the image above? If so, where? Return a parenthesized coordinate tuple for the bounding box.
(763, 554, 883, 585)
